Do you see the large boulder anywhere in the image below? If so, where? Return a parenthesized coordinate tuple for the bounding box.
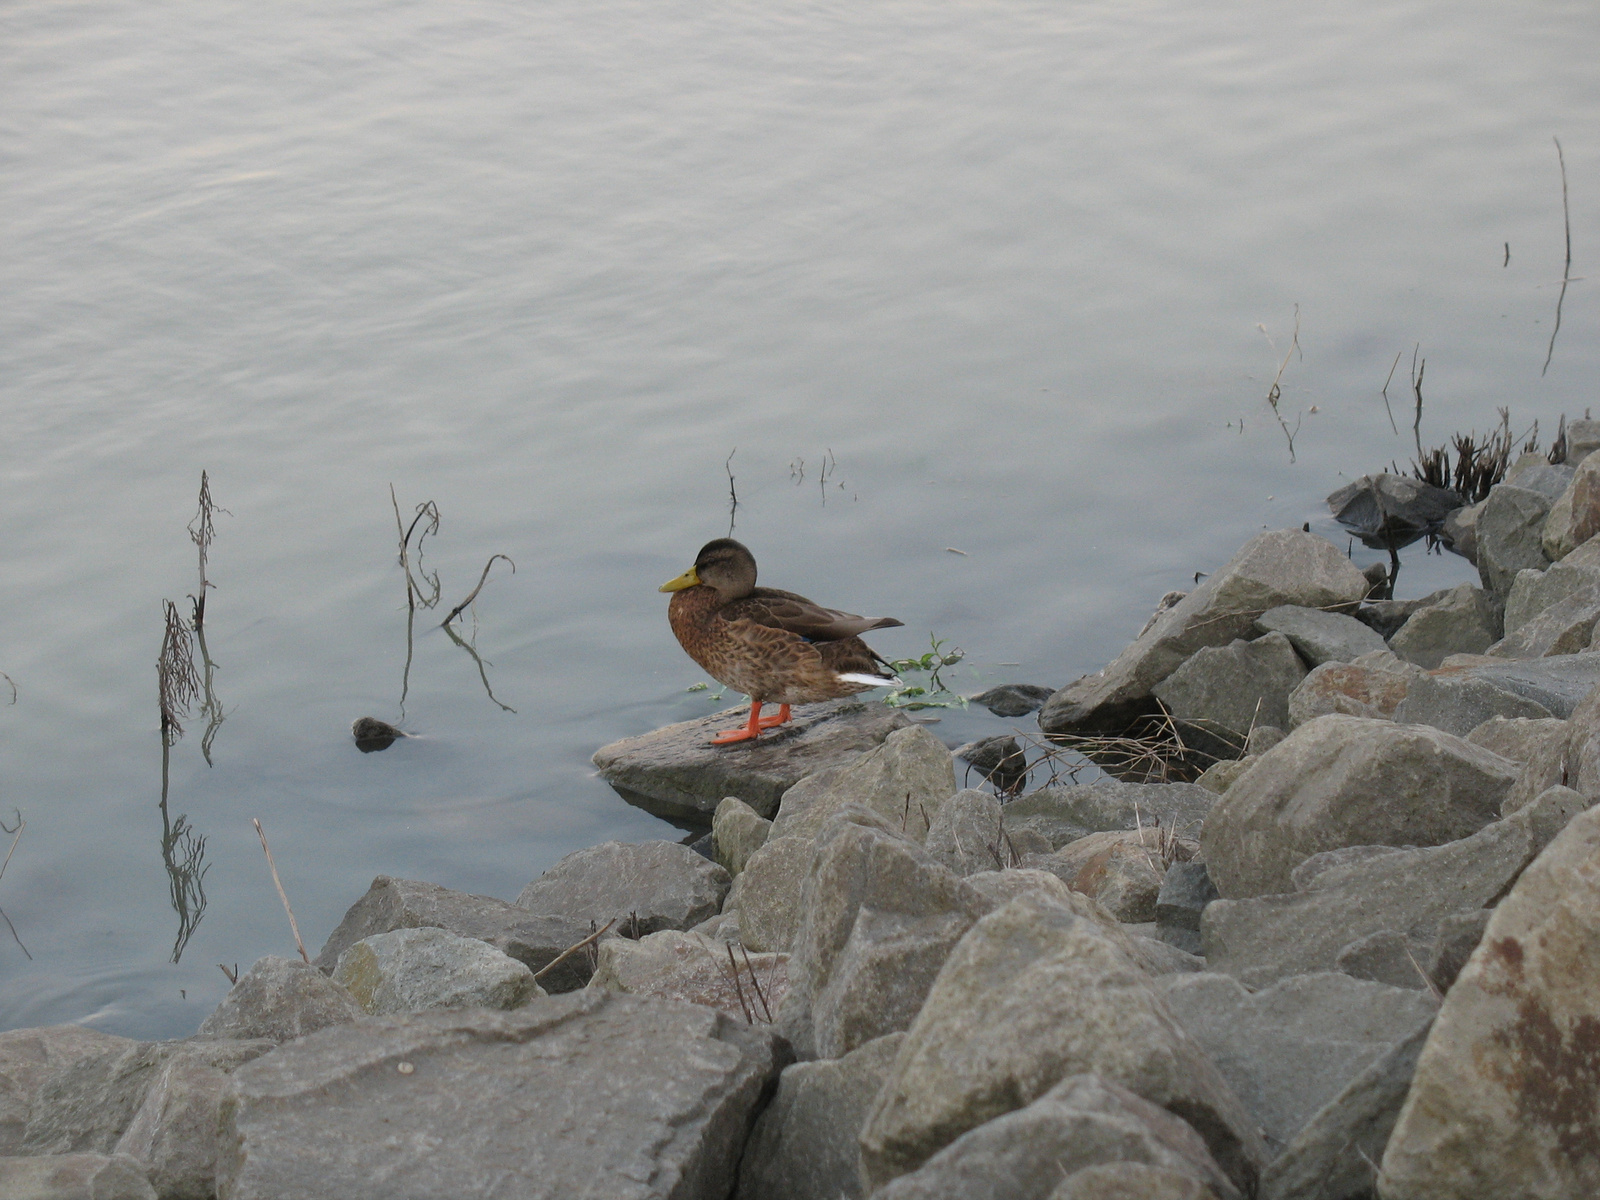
(1150, 632, 1307, 758)
(0, 1026, 135, 1155)
(1286, 651, 1423, 728)
(735, 1032, 902, 1200)
(1002, 781, 1213, 850)
(871, 1073, 1241, 1200)
(1392, 651, 1600, 737)
(216, 992, 787, 1200)
(1539, 446, 1600, 559)
(592, 697, 910, 822)
(0, 1154, 155, 1200)
(1258, 1019, 1432, 1200)
(722, 834, 813, 953)
(778, 813, 993, 1060)
(331, 927, 542, 1015)
(1464, 715, 1569, 766)
(857, 894, 1267, 1196)
(1201, 714, 1518, 898)
(1378, 802, 1600, 1200)
(1475, 484, 1552, 599)
(1154, 972, 1435, 1151)
(1388, 584, 1498, 669)
(312, 876, 595, 992)
(923, 789, 1007, 876)
(767, 726, 958, 844)
(1490, 579, 1600, 658)
(22, 1038, 271, 1159)
(712, 796, 771, 875)
(591, 928, 789, 1023)
(1255, 605, 1388, 666)
(1039, 531, 1368, 734)
(1504, 534, 1600, 633)
(1200, 786, 1585, 989)
(514, 839, 730, 934)
(197, 956, 364, 1043)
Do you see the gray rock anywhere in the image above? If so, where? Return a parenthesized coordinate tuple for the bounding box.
(312, 876, 595, 992)
(970, 684, 1056, 717)
(924, 788, 1007, 876)
(114, 1050, 244, 1200)
(1286, 651, 1423, 728)
(1379, 801, 1600, 1200)
(1328, 473, 1462, 549)
(1053, 1162, 1220, 1200)
(1003, 781, 1214, 850)
(1464, 714, 1569, 766)
(1255, 606, 1389, 666)
(712, 796, 771, 876)
(196, 956, 364, 1044)
(1194, 756, 1253, 795)
(1200, 785, 1585, 989)
(1504, 535, 1600, 634)
(1388, 584, 1498, 668)
(1040, 531, 1369, 734)
(961, 868, 1082, 909)
(1425, 907, 1493, 994)
(514, 839, 730, 934)
(1258, 1019, 1432, 1200)
(1392, 664, 1557, 735)
(1490, 579, 1600, 657)
(1440, 502, 1481, 564)
(1156, 971, 1435, 1150)
(735, 1032, 901, 1200)
(593, 697, 911, 822)
(1151, 633, 1307, 759)
(1538, 445, 1600, 560)
(1504, 455, 1574, 502)
(858, 894, 1268, 1196)
(1289, 844, 1408, 891)
(0, 1026, 135, 1155)
(1201, 714, 1518, 898)
(778, 813, 992, 1060)
(1333, 928, 1433, 990)
(1155, 863, 1217, 933)
(768, 726, 958, 844)
(1025, 831, 1175, 923)
(1406, 650, 1600, 724)
(873, 1073, 1240, 1200)
(1475, 483, 1552, 599)
(217, 993, 787, 1200)
(1562, 416, 1600, 466)
(1244, 725, 1287, 754)
(591, 928, 789, 1023)
(22, 1039, 271, 1158)
(332, 926, 541, 1015)
(953, 736, 1028, 794)
(722, 833, 813, 953)
(0, 1153, 156, 1200)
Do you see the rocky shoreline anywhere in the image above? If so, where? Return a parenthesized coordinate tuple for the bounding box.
(6, 452, 1600, 1199)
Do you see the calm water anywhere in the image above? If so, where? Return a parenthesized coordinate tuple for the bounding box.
(2, 1, 1597, 1037)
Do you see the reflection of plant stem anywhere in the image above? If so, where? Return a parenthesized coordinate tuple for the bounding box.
(399, 601, 416, 719)
(1543, 136, 1573, 378)
(443, 622, 516, 712)
(159, 739, 209, 964)
(725, 449, 738, 537)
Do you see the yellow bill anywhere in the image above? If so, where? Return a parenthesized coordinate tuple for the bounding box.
(658, 566, 701, 593)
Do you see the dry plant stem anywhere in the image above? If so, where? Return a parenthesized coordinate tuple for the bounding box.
(1263, 305, 1303, 463)
(1405, 946, 1444, 1004)
(0, 810, 22, 884)
(187, 470, 227, 631)
(389, 486, 441, 610)
(218, 963, 238, 985)
(739, 943, 773, 1022)
(195, 621, 224, 766)
(533, 917, 618, 983)
(1380, 349, 1402, 436)
(725, 943, 754, 1024)
(1410, 346, 1425, 459)
(725, 448, 738, 537)
(441, 554, 516, 627)
(252, 819, 309, 964)
(1543, 136, 1574, 378)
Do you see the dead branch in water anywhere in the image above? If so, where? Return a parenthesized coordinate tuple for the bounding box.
(1543, 136, 1574, 377)
(441, 555, 516, 627)
(252, 818, 309, 964)
(1262, 306, 1303, 463)
(725, 449, 739, 536)
(187, 471, 228, 631)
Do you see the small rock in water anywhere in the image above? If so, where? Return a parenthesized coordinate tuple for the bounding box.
(968, 683, 1056, 717)
(351, 717, 405, 753)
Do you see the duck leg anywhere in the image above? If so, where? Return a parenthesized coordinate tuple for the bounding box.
(711, 701, 766, 745)
(756, 704, 792, 729)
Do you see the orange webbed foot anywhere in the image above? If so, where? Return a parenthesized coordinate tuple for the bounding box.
(756, 703, 792, 729)
(711, 701, 766, 745)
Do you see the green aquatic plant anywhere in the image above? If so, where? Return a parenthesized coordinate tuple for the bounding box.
(886, 634, 966, 710)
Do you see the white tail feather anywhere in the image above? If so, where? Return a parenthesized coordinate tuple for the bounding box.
(839, 672, 900, 688)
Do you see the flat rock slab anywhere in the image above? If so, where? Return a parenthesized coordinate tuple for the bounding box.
(0, 1026, 135, 1155)
(1415, 651, 1600, 722)
(0, 1153, 156, 1200)
(1255, 605, 1389, 666)
(198, 955, 364, 1043)
(593, 698, 910, 823)
(312, 876, 595, 992)
(514, 839, 730, 933)
(217, 992, 787, 1200)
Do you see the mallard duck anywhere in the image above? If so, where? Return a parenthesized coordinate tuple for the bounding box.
(659, 538, 903, 744)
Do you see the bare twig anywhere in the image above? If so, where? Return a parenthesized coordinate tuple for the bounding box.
(1263, 306, 1303, 463)
(441, 555, 516, 627)
(1405, 945, 1444, 1003)
(1380, 349, 1402, 436)
(389, 487, 441, 610)
(725, 942, 754, 1023)
(0, 810, 22, 884)
(740, 944, 773, 1022)
(0, 907, 29, 960)
(725, 449, 738, 537)
(1411, 348, 1426, 459)
(218, 963, 238, 985)
(533, 917, 618, 982)
(1543, 136, 1574, 377)
(186, 470, 228, 631)
(251, 819, 309, 964)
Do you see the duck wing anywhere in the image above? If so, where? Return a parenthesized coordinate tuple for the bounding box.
(727, 587, 904, 642)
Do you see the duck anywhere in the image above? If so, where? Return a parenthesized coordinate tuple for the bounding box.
(659, 538, 903, 744)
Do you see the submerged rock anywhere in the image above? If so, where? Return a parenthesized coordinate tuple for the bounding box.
(592, 697, 910, 823)
(969, 683, 1056, 717)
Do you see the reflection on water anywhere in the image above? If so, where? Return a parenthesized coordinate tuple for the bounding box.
(156, 584, 211, 963)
